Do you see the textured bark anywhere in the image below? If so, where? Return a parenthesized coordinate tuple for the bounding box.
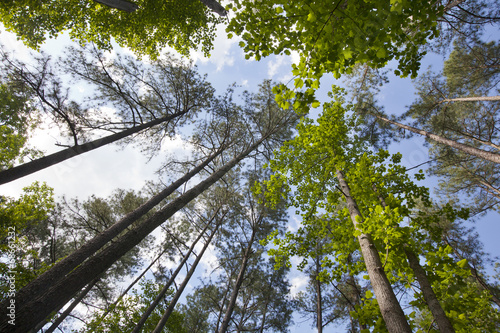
(43, 277, 100, 333)
(151, 223, 220, 333)
(405, 250, 456, 333)
(336, 170, 412, 333)
(5, 146, 223, 318)
(218, 228, 256, 333)
(0, 136, 267, 333)
(93, 0, 139, 12)
(0, 113, 183, 185)
(132, 215, 216, 333)
(372, 113, 500, 164)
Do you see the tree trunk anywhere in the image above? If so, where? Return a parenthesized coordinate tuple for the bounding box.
(42, 277, 101, 333)
(439, 95, 500, 103)
(0, 112, 186, 185)
(132, 213, 218, 333)
(151, 223, 220, 333)
(405, 250, 456, 333)
(373, 185, 455, 332)
(335, 170, 412, 333)
(6, 146, 223, 316)
(372, 113, 500, 164)
(97, 247, 168, 324)
(315, 256, 323, 333)
(218, 228, 256, 333)
(198, 0, 227, 16)
(92, 0, 139, 12)
(0, 136, 269, 333)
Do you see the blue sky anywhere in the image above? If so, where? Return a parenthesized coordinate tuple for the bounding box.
(1, 13, 499, 333)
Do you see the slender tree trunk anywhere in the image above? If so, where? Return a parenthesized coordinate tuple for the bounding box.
(315, 256, 323, 333)
(372, 113, 500, 164)
(151, 223, 221, 333)
(438, 95, 500, 103)
(42, 277, 100, 333)
(405, 250, 456, 333)
(97, 247, 168, 324)
(218, 228, 256, 333)
(8, 145, 223, 313)
(0, 112, 186, 185)
(374, 185, 455, 332)
(132, 213, 218, 333)
(0, 135, 269, 333)
(335, 170, 412, 333)
(92, 0, 138, 12)
(258, 301, 269, 333)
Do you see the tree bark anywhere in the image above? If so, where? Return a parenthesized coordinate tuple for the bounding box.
(42, 277, 101, 333)
(0, 135, 269, 333)
(132, 213, 218, 333)
(6, 145, 223, 316)
(372, 113, 500, 164)
(404, 250, 456, 333)
(315, 255, 323, 333)
(0, 112, 186, 185)
(439, 95, 500, 103)
(336, 170, 412, 333)
(151, 223, 220, 333)
(218, 228, 256, 333)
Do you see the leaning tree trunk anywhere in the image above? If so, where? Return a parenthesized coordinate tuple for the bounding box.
(0, 135, 269, 333)
(218, 228, 256, 333)
(92, 0, 139, 12)
(373, 186, 455, 333)
(404, 250, 456, 333)
(371, 113, 500, 164)
(151, 222, 221, 333)
(336, 170, 412, 333)
(0, 112, 187, 185)
(132, 212, 219, 333)
(7, 145, 223, 312)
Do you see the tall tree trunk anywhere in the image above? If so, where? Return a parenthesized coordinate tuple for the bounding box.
(315, 255, 323, 333)
(438, 95, 500, 103)
(0, 112, 187, 185)
(335, 170, 412, 333)
(9, 146, 223, 311)
(404, 250, 456, 333)
(151, 223, 221, 333)
(97, 247, 168, 324)
(42, 277, 101, 333)
(374, 185, 455, 332)
(258, 301, 269, 333)
(218, 228, 256, 333)
(0, 135, 269, 333)
(132, 212, 218, 333)
(371, 113, 500, 164)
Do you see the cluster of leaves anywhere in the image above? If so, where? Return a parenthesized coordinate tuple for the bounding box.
(0, 0, 224, 58)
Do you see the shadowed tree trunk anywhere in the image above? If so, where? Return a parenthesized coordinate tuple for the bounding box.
(151, 222, 221, 333)
(0, 134, 271, 333)
(0, 112, 187, 185)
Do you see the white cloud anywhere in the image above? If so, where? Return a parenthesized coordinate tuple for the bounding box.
(267, 55, 286, 78)
(290, 275, 308, 297)
(189, 24, 240, 72)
